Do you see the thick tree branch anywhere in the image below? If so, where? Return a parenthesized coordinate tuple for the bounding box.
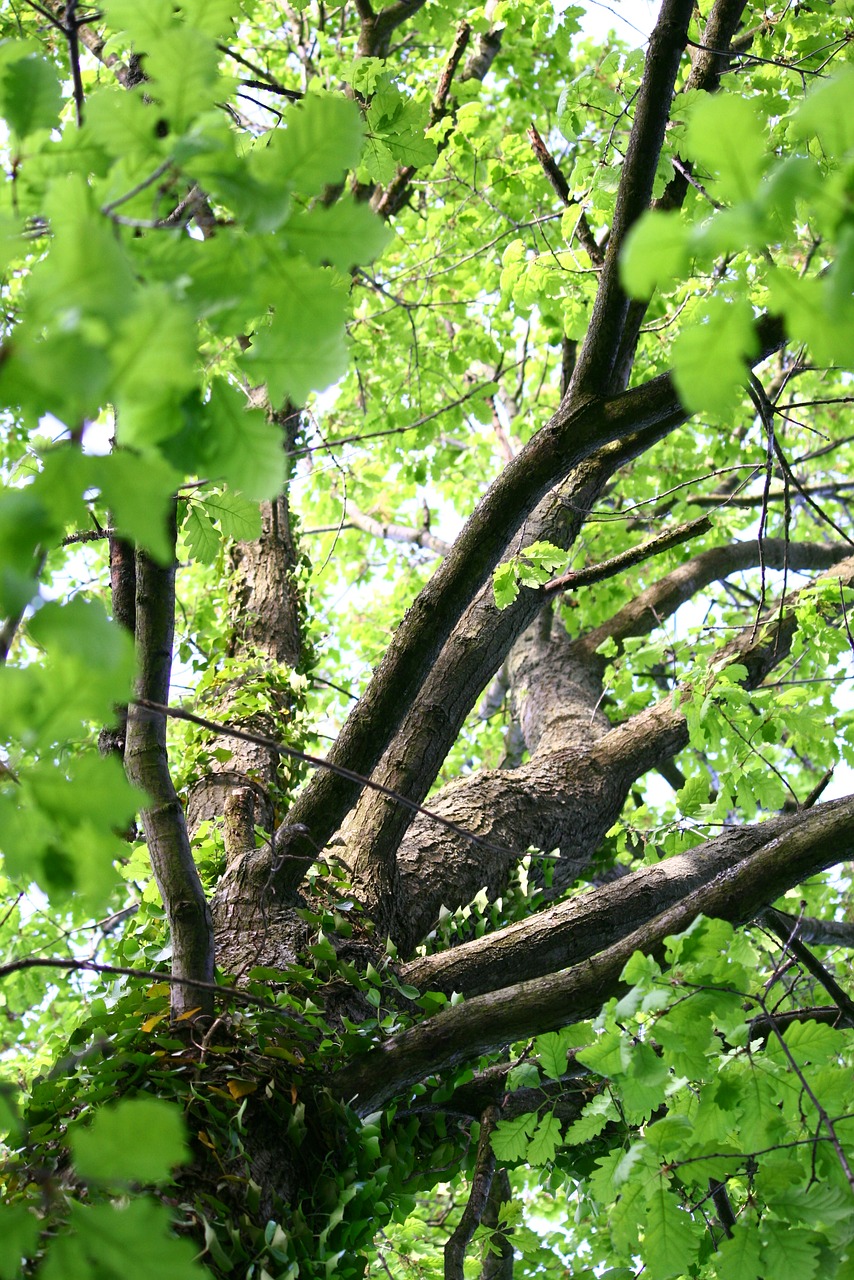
(276, 303, 786, 898)
(613, 0, 750, 386)
(655, 0, 751, 213)
(383, 549, 854, 947)
(123, 512, 215, 1020)
(357, 0, 428, 56)
(339, 426, 686, 924)
(336, 794, 854, 1114)
(569, 0, 696, 398)
(401, 803, 853, 999)
(771, 912, 854, 950)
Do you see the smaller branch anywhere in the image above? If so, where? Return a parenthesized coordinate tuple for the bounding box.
(709, 1180, 737, 1240)
(575, 539, 850, 663)
(40, 0, 136, 87)
(760, 1000, 854, 1192)
(62, 528, 110, 545)
(101, 159, 174, 215)
(238, 78, 303, 100)
(762, 909, 854, 1026)
(64, 1, 85, 126)
(445, 1106, 500, 1280)
(124, 515, 215, 1020)
(217, 42, 303, 97)
(372, 22, 471, 218)
(344, 503, 450, 556)
(542, 514, 712, 595)
(527, 124, 604, 268)
(691, 480, 854, 510)
(479, 1167, 513, 1280)
(460, 27, 502, 82)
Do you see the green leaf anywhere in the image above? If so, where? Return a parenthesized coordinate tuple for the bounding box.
(791, 65, 854, 158)
(367, 93, 436, 168)
(0, 1204, 41, 1280)
(184, 503, 222, 564)
(40, 1199, 206, 1280)
(767, 265, 854, 367)
(536, 1028, 574, 1081)
(671, 296, 758, 416)
(577, 1027, 629, 1077)
(0, 48, 61, 138)
(284, 199, 391, 271)
(201, 381, 288, 500)
(205, 491, 263, 541)
(761, 1222, 819, 1280)
(246, 260, 349, 405)
(71, 1098, 188, 1184)
(255, 94, 364, 197)
(716, 1221, 762, 1280)
(110, 289, 199, 445)
(620, 211, 689, 297)
(684, 93, 766, 203)
(141, 26, 222, 133)
(564, 1094, 618, 1144)
(641, 1181, 699, 1280)
(493, 561, 519, 610)
(527, 1112, 562, 1165)
(490, 1112, 537, 1161)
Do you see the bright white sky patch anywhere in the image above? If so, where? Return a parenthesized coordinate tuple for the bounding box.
(579, 0, 662, 43)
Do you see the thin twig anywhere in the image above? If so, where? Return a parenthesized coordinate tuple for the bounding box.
(0, 955, 273, 1009)
(133, 698, 537, 865)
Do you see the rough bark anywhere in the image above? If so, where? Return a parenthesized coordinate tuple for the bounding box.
(377, 547, 854, 949)
(188, 412, 305, 870)
(337, 794, 854, 1115)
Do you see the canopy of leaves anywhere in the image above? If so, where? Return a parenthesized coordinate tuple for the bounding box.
(2, 0, 854, 1278)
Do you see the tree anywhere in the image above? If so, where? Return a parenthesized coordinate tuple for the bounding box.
(2, 0, 854, 1274)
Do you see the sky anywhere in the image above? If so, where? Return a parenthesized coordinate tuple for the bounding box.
(578, 0, 662, 43)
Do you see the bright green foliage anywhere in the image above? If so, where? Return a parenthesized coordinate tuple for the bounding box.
(493, 541, 567, 608)
(70, 1097, 188, 1184)
(2, 1, 854, 1278)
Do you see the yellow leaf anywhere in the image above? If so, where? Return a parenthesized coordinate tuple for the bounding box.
(226, 1079, 258, 1100)
(141, 1012, 167, 1032)
(177, 1006, 203, 1021)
